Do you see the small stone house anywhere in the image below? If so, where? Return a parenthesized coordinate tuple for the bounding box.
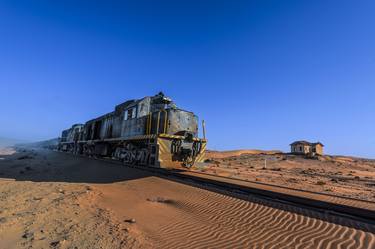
(290, 141, 324, 156)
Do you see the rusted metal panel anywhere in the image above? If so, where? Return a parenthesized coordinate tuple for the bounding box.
(121, 116, 147, 138)
(99, 114, 115, 139)
(59, 92, 207, 168)
(63, 124, 83, 143)
(111, 116, 122, 138)
(137, 97, 151, 117)
(167, 109, 198, 137)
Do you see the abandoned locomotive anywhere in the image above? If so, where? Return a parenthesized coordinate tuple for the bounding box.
(58, 92, 206, 168)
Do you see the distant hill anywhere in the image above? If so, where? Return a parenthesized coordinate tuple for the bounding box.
(17, 138, 60, 149)
(0, 137, 60, 149)
(0, 137, 27, 148)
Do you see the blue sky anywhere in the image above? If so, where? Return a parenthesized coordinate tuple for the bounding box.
(0, 1, 374, 157)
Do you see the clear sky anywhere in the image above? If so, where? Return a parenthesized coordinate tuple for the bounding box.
(1, 1, 374, 157)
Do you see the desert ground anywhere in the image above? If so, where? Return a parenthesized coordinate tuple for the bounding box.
(0, 147, 374, 249)
(198, 150, 375, 202)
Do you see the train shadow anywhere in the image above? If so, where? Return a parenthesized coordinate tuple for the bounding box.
(1, 148, 374, 233)
(0, 148, 155, 183)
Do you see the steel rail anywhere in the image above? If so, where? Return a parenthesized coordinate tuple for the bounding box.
(59, 150, 375, 224)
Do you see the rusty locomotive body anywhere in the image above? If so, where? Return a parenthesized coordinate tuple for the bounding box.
(59, 92, 206, 168)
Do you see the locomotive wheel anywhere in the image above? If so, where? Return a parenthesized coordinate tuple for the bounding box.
(130, 151, 137, 165)
(183, 156, 195, 168)
(123, 150, 137, 165)
(123, 151, 132, 164)
(139, 148, 150, 166)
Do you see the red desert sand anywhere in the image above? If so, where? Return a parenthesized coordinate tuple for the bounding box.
(0, 148, 374, 248)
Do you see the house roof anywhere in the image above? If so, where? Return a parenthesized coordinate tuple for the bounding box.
(290, 141, 324, 147)
(312, 142, 324, 147)
(290, 140, 310, 146)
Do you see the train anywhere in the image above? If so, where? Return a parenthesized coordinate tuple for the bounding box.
(58, 92, 207, 168)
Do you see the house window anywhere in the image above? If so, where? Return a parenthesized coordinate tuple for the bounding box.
(299, 146, 303, 152)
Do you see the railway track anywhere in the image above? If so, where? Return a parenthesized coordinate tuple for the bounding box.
(132, 166, 375, 223)
(62, 150, 375, 224)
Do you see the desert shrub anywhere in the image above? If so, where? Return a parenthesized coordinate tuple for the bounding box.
(287, 178, 298, 183)
(330, 178, 339, 183)
(270, 168, 282, 171)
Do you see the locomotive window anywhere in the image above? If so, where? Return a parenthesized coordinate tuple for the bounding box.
(124, 108, 135, 120)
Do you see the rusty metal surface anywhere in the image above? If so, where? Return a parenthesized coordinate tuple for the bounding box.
(167, 109, 198, 137)
(58, 92, 207, 168)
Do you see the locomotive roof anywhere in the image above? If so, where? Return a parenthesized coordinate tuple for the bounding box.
(86, 111, 115, 124)
(115, 99, 137, 110)
(84, 93, 183, 124)
(85, 98, 141, 124)
(170, 108, 195, 115)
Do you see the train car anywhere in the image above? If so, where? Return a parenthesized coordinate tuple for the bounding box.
(59, 92, 207, 168)
(59, 124, 84, 153)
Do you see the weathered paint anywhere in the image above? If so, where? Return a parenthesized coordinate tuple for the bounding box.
(59, 92, 207, 168)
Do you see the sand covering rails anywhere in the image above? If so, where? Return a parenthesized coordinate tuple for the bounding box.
(0, 149, 374, 248)
(97, 177, 375, 249)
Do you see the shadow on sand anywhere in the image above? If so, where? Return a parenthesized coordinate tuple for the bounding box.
(1, 148, 374, 233)
(0, 148, 156, 183)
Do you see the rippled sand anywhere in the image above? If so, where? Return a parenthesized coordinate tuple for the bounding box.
(97, 177, 375, 249)
(0, 149, 374, 248)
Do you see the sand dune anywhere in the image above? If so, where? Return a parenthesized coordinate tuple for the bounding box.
(96, 177, 375, 249)
(0, 149, 374, 248)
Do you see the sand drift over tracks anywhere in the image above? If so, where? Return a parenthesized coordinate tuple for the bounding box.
(85, 151, 375, 223)
(1, 148, 374, 248)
